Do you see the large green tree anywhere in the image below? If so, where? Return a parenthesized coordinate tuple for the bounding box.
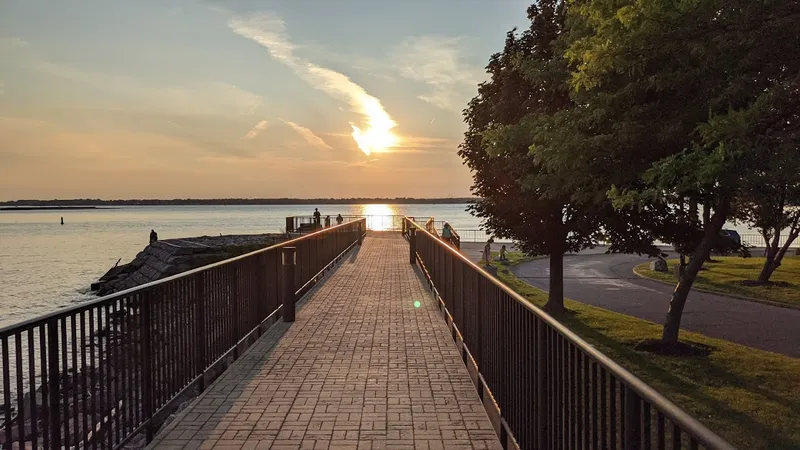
(559, 0, 800, 344)
(460, 0, 660, 313)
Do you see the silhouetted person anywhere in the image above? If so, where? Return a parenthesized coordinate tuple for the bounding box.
(336, 214, 343, 225)
(442, 222, 453, 245)
(150, 229, 158, 243)
(60, 217, 64, 225)
(325, 215, 331, 228)
(483, 240, 492, 265)
(499, 245, 508, 262)
(313, 208, 321, 228)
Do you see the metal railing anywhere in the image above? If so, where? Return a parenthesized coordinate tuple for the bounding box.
(286, 214, 406, 232)
(403, 218, 734, 450)
(0, 219, 366, 450)
(739, 233, 799, 248)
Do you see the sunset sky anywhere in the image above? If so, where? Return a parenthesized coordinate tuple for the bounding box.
(0, 0, 531, 200)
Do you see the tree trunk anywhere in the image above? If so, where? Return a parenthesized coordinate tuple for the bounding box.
(703, 202, 713, 261)
(762, 229, 800, 282)
(545, 251, 565, 314)
(662, 200, 729, 345)
(758, 230, 781, 282)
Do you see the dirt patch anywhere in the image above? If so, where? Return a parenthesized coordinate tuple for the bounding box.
(634, 339, 714, 357)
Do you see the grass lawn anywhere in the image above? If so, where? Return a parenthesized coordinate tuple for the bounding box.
(491, 262, 800, 449)
(635, 256, 800, 308)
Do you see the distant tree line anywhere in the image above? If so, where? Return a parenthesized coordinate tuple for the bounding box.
(0, 197, 476, 206)
(461, 0, 800, 347)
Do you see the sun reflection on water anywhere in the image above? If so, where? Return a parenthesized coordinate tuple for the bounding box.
(358, 204, 397, 231)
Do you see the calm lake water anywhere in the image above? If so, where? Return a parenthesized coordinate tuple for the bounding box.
(0, 204, 480, 328)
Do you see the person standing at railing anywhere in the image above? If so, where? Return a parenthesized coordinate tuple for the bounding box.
(325, 215, 331, 228)
(442, 222, 453, 244)
(336, 214, 343, 225)
(313, 208, 321, 229)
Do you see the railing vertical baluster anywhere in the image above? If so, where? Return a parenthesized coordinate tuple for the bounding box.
(2, 336, 11, 448)
(141, 289, 154, 443)
(625, 385, 642, 450)
(282, 247, 297, 322)
(47, 321, 61, 450)
(196, 271, 207, 391)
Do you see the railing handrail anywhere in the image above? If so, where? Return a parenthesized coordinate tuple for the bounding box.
(0, 219, 365, 337)
(404, 217, 734, 449)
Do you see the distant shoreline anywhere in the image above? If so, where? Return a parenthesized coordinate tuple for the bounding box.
(0, 206, 102, 211)
(0, 198, 475, 207)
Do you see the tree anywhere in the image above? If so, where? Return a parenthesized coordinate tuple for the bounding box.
(560, 0, 800, 344)
(460, 1, 660, 313)
(733, 83, 800, 282)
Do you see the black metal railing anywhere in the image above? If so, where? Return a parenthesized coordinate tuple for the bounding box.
(403, 218, 734, 450)
(0, 219, 365, 450)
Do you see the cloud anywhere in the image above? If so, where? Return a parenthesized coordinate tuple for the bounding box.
(280, 119, 333, 151)
(242, 120, 268, 139)
(8, 47, 263, 117)
(229, 13, 397, 156)
(0, 37, 29, 49)
(392, 36, 483, 112)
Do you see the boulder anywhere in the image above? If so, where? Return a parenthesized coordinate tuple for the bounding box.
(650, 259, 669, 273)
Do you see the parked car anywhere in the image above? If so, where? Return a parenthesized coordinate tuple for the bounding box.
(713, 229, 743, 255)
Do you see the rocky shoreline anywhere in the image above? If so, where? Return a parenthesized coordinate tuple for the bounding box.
(92, 234, 286, 295)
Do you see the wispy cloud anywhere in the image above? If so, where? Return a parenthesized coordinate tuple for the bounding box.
(392, 36, 483, 112)
(0, 36, 29, 49)
(243, 120, 268, 140)
(281, 119, 333, 151)
(229, 13, 397, 156)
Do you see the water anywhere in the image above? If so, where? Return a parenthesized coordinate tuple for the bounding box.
(0, 204, 480, 329)
(0, 203, 774, 330)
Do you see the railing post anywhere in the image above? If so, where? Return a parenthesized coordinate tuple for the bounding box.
(281, 247, 297, 322)
(194, 272, 206, 392)
(536, 320, 548, 449)
(285, 217, 294, 235)
(46, 321, 61, 450)
(409, 228, 416, 265)
(141, 290, 154, 442)
(624, 386, 642, 450)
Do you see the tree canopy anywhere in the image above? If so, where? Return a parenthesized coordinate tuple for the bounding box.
(464, 0, 800, 343)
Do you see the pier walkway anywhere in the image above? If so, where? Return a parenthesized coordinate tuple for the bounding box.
(150, 233, 501, 450)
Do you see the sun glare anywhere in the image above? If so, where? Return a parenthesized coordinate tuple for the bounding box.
(360, 204, 397, 231)
(350, 97, 398, 155)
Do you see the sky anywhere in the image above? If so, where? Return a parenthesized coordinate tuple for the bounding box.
(0, 0, 532, 200)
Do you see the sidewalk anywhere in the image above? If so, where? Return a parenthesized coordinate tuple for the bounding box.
(150, 233, 501, 450)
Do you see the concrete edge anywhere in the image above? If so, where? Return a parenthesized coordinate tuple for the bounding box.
(631, 265, 800, 311)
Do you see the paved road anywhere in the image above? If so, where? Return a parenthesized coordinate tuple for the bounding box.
(510, 252, 800, 358)
(152, 234, 500, 450)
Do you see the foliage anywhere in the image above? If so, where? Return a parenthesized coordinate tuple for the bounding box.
(546, 0, 800, 343)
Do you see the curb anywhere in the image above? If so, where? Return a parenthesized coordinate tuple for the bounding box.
(631, 266, 800, 311)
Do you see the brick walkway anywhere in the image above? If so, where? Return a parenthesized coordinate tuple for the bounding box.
(150, 233, 501, 450)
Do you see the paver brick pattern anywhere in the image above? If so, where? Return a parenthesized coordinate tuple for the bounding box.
(150, 233, 501, 450)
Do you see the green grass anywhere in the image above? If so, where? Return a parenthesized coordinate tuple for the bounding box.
(486, 250, 537, 265)
(493, 262, 800, 449)
(635, 256, 800, 308)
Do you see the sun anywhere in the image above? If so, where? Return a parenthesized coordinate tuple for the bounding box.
(350, 97, 398, 155)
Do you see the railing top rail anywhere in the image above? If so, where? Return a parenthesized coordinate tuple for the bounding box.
(0, 218, 366, 337)
(404, 217, 734, 450)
